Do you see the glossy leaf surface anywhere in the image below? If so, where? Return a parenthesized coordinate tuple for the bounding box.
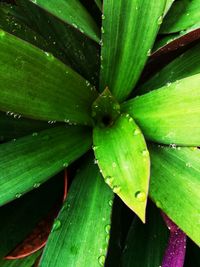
(0, 126, 92, 206)
(39, 156, 114, 267)
(29, 0, 100, 42)
(100, 0, 166, 101)
(164, 0, 175, 16)
(0, 30, 98, 125)
(93, 114, 150, 222)
(149, 145, 200, 246)
(122, 74, 200, 146)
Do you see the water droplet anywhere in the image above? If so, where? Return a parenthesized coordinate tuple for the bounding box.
(94, 159, 98, 164)
(112, 162, 117, 168)
(99, 39, 103, 46)
(51, 219, 61, 232)
(128, 117, 133, 122)
(135, 191, 146, 202)
(101, 26, 105, 34)
(147, 49, 151, 57)
(0, 30, 5, 38)
(105, 224, 111, 234)
(133, 129, 140, 135)
(32, 132, 38, 137)
(157, 16, 163, 25)
(169, 143, 176, 149)
(101, 14, 105, 20)
(16, 193, 22, 198)
(186, 162, 192, 168)
(33, 183, 41, 188)
(98, 255, 106, 266)
(142, 150, 149, 157)
(108, 199, 113, 206)
(92, 146, 98, 151)
(113, 186, 121, 193)
(166, 82, 171, 87)
(30, 0, 37, 3)
(72, 23, 78, 29)
(44, 52, 54, 61)
(105, 234, 110, 244)
(156, 201, 162, 208)
(63, 162, 69, 168)
(105, 176, 114, 186)
(85, 80, 90, 87)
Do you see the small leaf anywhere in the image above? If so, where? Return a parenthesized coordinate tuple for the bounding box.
(160, 0, 200, 34)
(28, 0, 100, 43)
(100, 0, 166, 101)
(122, 203, 168, 267)
(39, 156, 114, 267)
(149, 144, 200, 246)
(0, 125, 92, 206)
(93, 114, 150, 222)
(0, 30, 98, 125)
(122, 74, 200, 146)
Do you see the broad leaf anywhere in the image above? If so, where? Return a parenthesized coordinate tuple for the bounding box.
(149, 145, 200, 246)
(0, 125, 92, 206)
(0, 30, 98, 125)
(139, 43, 200, 94)
(39, 156, 114, 267)
(122, 203, 168, 267)
(100, 0, 166, 101)
(160, 0, 200, 33)
(0, 251, 41, 267)
(122, 74, 200, 146)
(15, 0, 100, 84)
(0, 174, 64, 258)
(29, 0, 100, 43)
(93, 114, 150, 222)
(0, 112, 54, 142)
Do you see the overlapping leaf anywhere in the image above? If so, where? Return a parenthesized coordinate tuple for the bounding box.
(149, 145, 200, 246)
(0, 126, 92, 206)
(39, 156, 114, 267)
(93, 114, 150, 222)
(122, 74, 200, 146)
(100, 0, 166, 101)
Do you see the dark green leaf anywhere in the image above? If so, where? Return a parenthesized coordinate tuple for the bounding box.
(0, 125, 92, 206)
(149, 145, 200, 246)
(122, 203, 168, 267)
(100, 0, 166, 101)
(0, 30, 98, 125)
(160, 0, 200, 33)
(39, 155, 114, 267)
(139, 43, 200, 94)
(164, 0, 175, 16)
(95, 0, 102, 11)
(0, 251, 41, 267)
(93, 114, 150, 222)
(0, 174, 64, 258)
(122, 74, 200, 146)
(29, 0, 100, 43)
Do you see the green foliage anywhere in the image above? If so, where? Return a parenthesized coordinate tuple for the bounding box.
(0, 0, 200, 266)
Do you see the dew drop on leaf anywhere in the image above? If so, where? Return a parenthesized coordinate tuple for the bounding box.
(51, 219, 61, 232)
(135, 191, 146, 202)
(98, 255, 106, 266)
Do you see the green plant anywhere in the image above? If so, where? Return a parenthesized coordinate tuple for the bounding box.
(0, 0, 200, 266)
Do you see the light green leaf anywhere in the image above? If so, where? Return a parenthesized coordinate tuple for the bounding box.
(149, 145, 200, 246)
(39, 156, 114, 267)
(122, 74, 200, 146)
(0, 30, 98, 125)
(164, 0, 175, 16)
(122, 203, 168, 267)
(93, 114, 150, 222)
(160, 0, 200, 33)
(0, 251, 41, 266)
(29, 0, 100, 43)
(100, 0, 166, 101)
(139, 43, 200, 94)
(0, 125, 92, 206)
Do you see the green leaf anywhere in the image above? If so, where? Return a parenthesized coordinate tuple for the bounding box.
(139, 43, 200, 94)
(0, 174, 64, 258)
(0, 30, 98, 125)
(99, 0, 166, 101)
(160, 0, 200, 33)
(39, 155, 114, 267)
(122, 203, 168, 267)
(93, 114, 150, 222)
(0, 251, 41, 267)
(149, 145, 200, 246)
(0, 112, 55, 142)
(122, 74, 200, 146)
(15, 0, 100, 85)
(0, 125, 92, 206)
(29, 0, 100, 43)
(95, 0, 102, 11)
